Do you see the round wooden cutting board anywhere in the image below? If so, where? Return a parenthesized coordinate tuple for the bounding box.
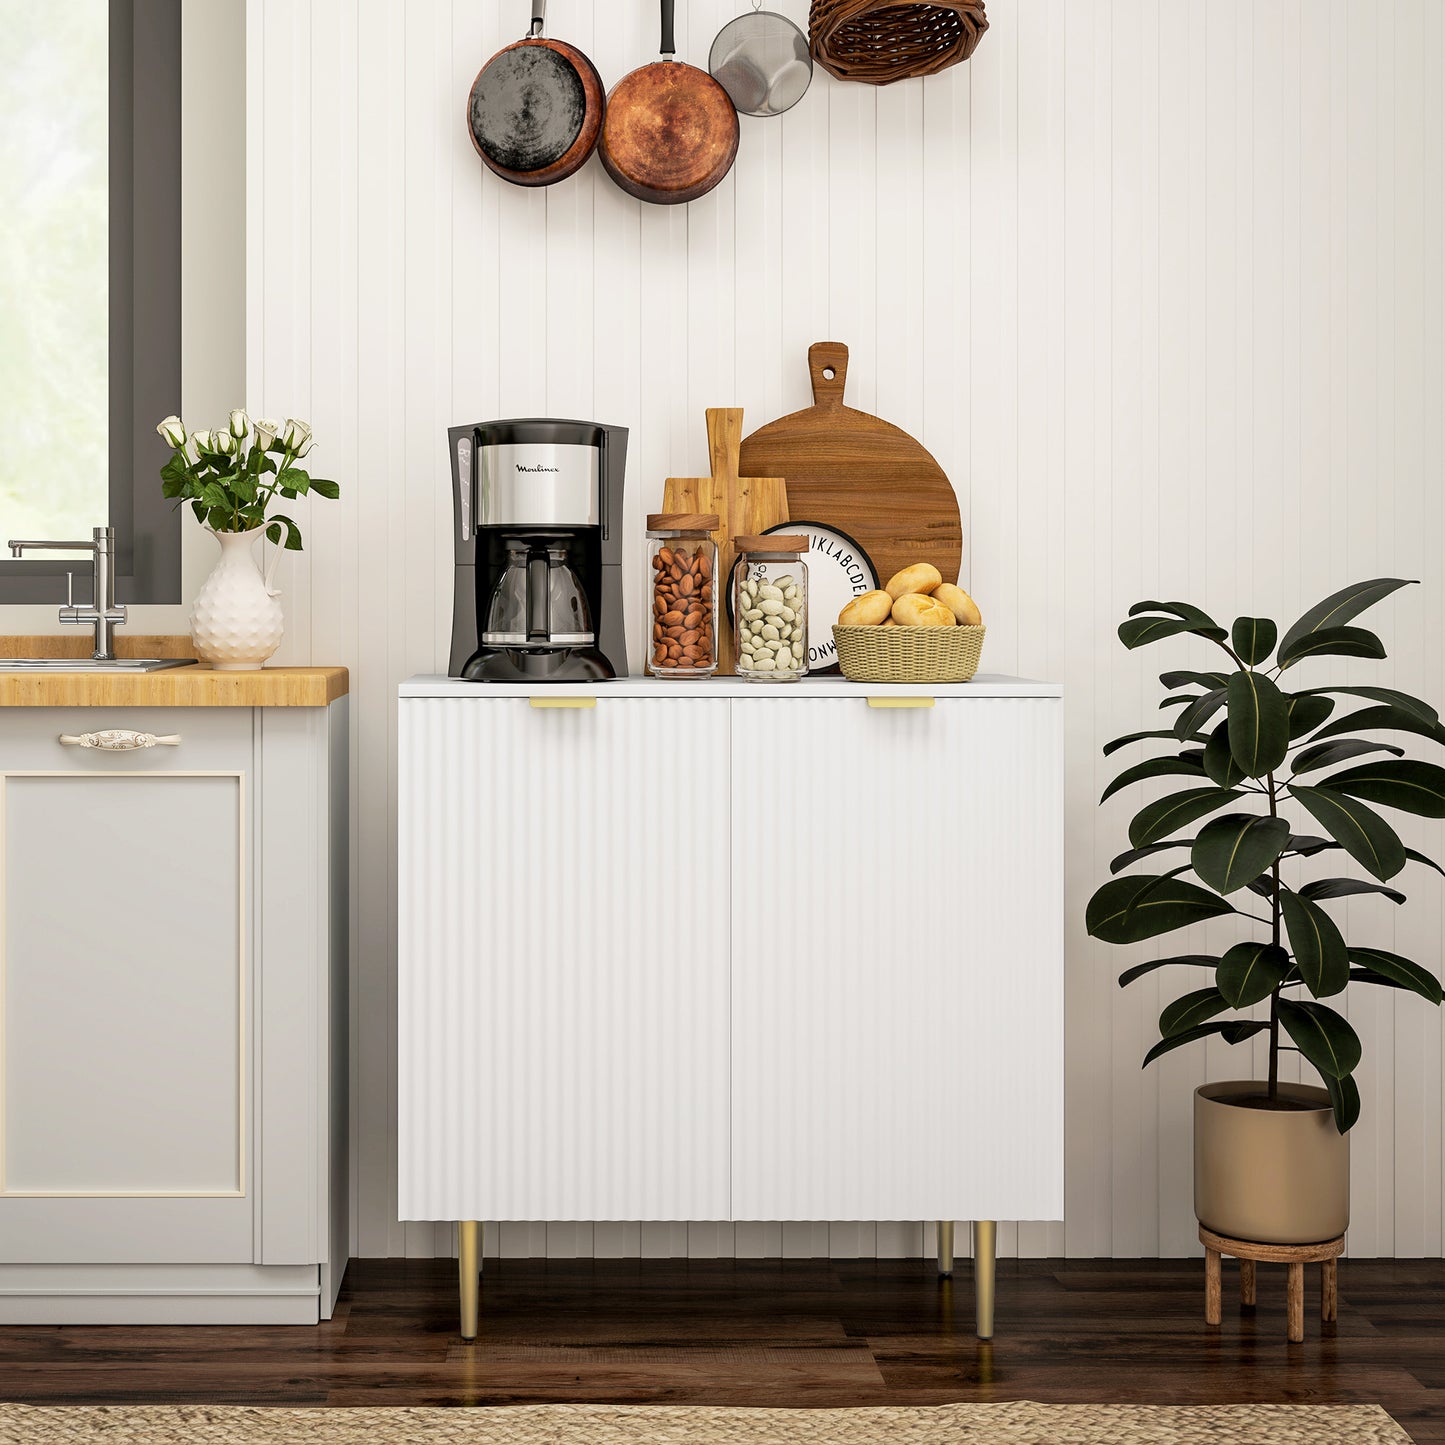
(737, 342, 962, 587)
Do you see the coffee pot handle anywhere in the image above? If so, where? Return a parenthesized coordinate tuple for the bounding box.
(526, 549, 550, 642)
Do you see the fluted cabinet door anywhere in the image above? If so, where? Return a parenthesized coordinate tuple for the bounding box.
(729, 696, 1065, 1223)
(398, 697, 732, 1222)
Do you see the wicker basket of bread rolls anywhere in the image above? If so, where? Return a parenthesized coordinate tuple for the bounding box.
(833, 563, 986, 683)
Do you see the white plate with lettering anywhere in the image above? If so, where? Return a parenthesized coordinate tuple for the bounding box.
(763, 520, 878, 674)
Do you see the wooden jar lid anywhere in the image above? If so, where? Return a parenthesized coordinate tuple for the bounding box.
(648, 513, 720, 531)
(735, 535, 809, 552)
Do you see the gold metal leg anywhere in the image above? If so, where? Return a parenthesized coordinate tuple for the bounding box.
(974, 1220, 996, 1340)
(936, 1221, 955, 1277)
(459, 1220, 481, 1341)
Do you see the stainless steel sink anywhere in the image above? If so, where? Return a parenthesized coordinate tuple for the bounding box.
(0, 658, 198, 672)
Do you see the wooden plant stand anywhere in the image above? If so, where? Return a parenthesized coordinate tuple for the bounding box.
(1200, 1225, 1343, 1343)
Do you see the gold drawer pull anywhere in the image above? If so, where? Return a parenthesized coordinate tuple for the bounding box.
(529, 697, 596, 710)
(58, 729, 182, 750)
(866, 696, 935, 710)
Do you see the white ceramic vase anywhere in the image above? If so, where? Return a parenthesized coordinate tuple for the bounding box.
(190, 526, 285, 670)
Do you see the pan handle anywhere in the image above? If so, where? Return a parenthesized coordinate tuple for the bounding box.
(529, 0, 545, 38)
(660, 0, 676, 58)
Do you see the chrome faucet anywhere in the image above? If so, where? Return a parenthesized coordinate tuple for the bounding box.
(7, 526, 128, 660)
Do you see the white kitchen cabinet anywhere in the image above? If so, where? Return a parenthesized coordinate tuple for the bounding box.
(0, 702, 348, 1323)
(398, 676, 1063, 1340)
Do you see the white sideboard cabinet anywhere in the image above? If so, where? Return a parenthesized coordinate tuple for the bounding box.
(398, 676, 1063, 1340)
(0, 701, 349, 1323)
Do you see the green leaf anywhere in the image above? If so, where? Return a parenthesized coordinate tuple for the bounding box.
(1324, 1073, 1361, 1134)
(1291, 738, 1406, 775)
(1288, 784, 1407, 881)
(1192, 813, 1292, 894)
(1202, 721, 1248, 788)
(1278, 999, 1362, 1079)
(1118, 954, 1219, 988)
(1101, 754, 1207, 803)
(200, 482, 232, 509)
(1299, 877, 1406, 905)
(1103, 728, 1210, 757)
(1227, 670, 1290, 776)
(1231, 617, 1277, 666)
(1278, 578, 1414, 658)
(1287, 694, 1336, 740)
(1128, 787, 1246, 848)
(265, 513, 304, 551)
(1320, 759, 1445, 818)
(1109, 840, 1193, 874)
(1295, 686, 1438, 725)
(1310, 704, 1445, 748)
(1160, 670, 1230, 691)
(1142, 1019, 1269, 1067)
(1279, 624, 1388, 669)
(1347, 948, 1444, 1004)
(309, 477, 341, 500)
(1286, 834, 1334, 855)
(1086, 874, 1236, 944)
(277, 467, 311, 494)
(1175, 689, 1228, 740)
(1126, 600, 1229, 641)
(1406, 847, 1445, 878)
(1119, 616, 1197, 649)
(1160, 987, 1231, 1038)
(1217, 941, 1292, 1008)
(160, 453, 191, 484)
(1280, 890, 1349, 998)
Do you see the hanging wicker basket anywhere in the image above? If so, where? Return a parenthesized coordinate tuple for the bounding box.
(809, 0, 988, 85)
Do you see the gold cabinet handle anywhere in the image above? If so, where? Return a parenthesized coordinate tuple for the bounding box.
(866, 696, 935, 710)
(529, 697, 596, 710)
(58, 729, 182, 750)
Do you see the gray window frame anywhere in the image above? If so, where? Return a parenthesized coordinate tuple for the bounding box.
(0, 0, 182, 605)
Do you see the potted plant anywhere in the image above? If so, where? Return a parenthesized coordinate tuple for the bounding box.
(1087, 579, 1444, 1244)
(156, 411, 340, 670)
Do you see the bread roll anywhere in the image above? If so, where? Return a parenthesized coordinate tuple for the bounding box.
(881, 617, 898, 627)
(837, 589, 893, 627)
(933, 582, 983, 626)
(884, 563, 943, 600)
(891, 593, 956, 628)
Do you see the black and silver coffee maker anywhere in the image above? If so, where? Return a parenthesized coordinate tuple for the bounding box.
(448, 418, 627, 681)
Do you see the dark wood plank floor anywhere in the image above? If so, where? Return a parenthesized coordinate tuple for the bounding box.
(1, 1259, 1442, 1440)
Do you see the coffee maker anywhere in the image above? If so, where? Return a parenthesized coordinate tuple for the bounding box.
(448, 418, 628, 681)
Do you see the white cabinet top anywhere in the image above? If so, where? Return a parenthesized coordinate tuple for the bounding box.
(399, 673, 1062, 699)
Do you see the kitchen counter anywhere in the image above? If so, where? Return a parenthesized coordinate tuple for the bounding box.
(400, 672, 1061, 698)
(0, 636, 347, 707)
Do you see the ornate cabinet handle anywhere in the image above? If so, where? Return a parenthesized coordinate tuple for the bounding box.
(58, 729, 182, 751)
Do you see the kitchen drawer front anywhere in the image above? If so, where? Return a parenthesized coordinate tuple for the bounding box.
(728, 694, 1065, 1222)
(0, 706, 253, 772)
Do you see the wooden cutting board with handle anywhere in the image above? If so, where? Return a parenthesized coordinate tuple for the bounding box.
(664, 408, 788, 675)
(738, 342, 962, 588)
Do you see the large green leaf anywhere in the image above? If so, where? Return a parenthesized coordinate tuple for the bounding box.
(1109, 839, 1192, 874)
(1299, 877, 1405, 905)
(1294, 685, 1438, 725)
(1118, 954, 1219, 988)
(1203, 721, 1247, 788)
(1291, 738, 1406, 775)
(1321, 759, 1445, 818)
(1277, 999, 1362, 1079)
(1142, 1019, 1269, 1067)
(1192, 813, 1291, 894)
(1103, 728, 1211, 756)
(1087, 874, 1236, 944)
(1227, 670, 1290, 776)
(1324, 1073, 1361, 1134)
(1119, 616, 1199, 649)
(1347, 947, 1444, 1004)
(1278, 625, 1388, 669)
(1311, 704, 1445, 748)
(1282, 835, 1444, 879)
(1126, 600, 1229, 642)
(1100, 754, 1207, 803)
(1287, 784, 1407, 881)
(1280, 890, 1349, 998)
(1160, 670, 1231, 691)
(1232, 617, 1278, 666)
(1217, 941, 1292, 1008)
(1278, 578, 1414, 658)
(1175, 689, 1228, 740)
(1128, 787, 1245, 848)
(1287, 694, 1336, 740)
(1160, 987, 1231, 1038)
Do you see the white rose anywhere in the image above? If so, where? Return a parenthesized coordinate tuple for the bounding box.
(281, 418, 312, 451)
(229, 409, 250, 439)
(254, 417, 281, 448)
(213, 430, 237, 456)
(156, 415, 186, 449)
(192, 430, 214, 453)
(296, 436, 315, 459)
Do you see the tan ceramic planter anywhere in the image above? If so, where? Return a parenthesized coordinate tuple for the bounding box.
(1194, 1081, 1350, 1244)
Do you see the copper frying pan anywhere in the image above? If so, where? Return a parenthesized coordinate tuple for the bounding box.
(600, 0, 740, 206)
(468, 0, 605, 187)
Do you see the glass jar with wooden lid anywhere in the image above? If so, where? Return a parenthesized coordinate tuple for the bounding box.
(732, 535, 809, 681)
(646, 514, 719, 677)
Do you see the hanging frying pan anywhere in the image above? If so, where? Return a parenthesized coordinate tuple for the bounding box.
(467, 0, 605, 187)
(599, 0, 740, 206)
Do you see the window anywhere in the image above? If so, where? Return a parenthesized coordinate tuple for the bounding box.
(0, 0, 181, 603)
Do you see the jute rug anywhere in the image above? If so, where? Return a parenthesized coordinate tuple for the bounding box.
(0, 1402, 1413, 1444)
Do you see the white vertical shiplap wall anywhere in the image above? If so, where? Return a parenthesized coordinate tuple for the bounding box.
(247, 0, 1444, 1259)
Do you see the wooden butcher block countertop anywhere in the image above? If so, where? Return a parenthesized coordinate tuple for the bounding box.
(0, 636, 348, 707)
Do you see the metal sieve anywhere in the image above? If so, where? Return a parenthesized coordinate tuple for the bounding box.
(708, 4, 813, 119)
